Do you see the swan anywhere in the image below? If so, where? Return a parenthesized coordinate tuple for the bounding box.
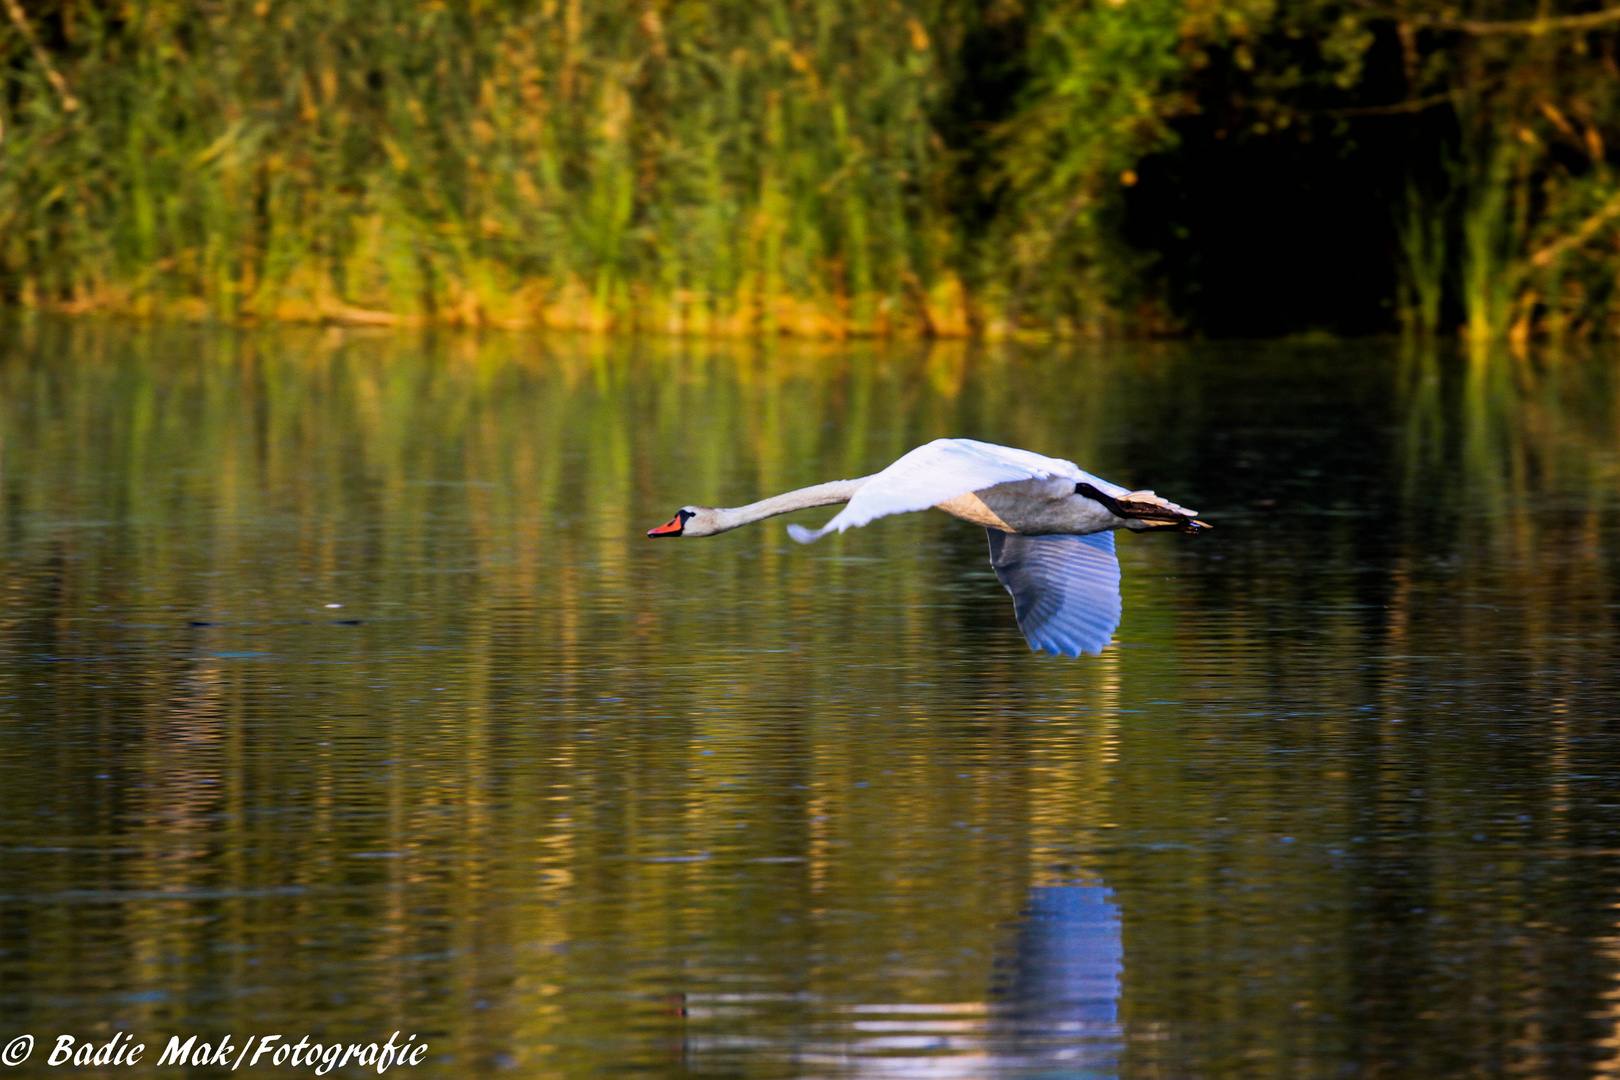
(646, 438, 1207, 657)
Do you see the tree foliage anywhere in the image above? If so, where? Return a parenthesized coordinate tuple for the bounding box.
(0, 0, 1617, 339)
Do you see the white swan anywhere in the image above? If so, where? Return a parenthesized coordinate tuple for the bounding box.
(647, 438, 1207, 657)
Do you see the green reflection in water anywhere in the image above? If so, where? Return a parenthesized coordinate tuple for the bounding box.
(0, 321, 1618, 1080)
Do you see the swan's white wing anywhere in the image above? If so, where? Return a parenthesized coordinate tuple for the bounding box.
(987, 529, 1121, 657)
(787, 438, 1127, 543)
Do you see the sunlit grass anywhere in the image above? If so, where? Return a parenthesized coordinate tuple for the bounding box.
(1, 1, 1617, 340)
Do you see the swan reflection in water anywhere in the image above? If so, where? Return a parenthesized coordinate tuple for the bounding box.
(676, 882, 1123, 1079)
(987, 884, 1123, 1079)
(650, 438, 1206, 656)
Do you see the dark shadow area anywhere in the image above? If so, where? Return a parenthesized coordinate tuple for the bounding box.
(1120, 25, 1458, 338)
(934, 0, 1033, 243)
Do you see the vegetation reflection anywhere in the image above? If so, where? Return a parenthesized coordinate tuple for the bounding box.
(0, 325, 1616, 1078)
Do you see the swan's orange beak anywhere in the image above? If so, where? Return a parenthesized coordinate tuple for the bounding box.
(647, 513, 686, 537)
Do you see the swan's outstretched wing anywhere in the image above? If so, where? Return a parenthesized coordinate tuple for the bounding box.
(987, 529, 1121, 657)
(787, 438, 1127, 543)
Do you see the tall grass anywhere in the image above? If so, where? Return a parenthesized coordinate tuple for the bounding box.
(0, 0, 981, 334)
(1382, 7, 1620, 350)
(3, 0, 1620, 339)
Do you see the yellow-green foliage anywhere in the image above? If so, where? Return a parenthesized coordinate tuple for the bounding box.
(0, 0, 977, 334)
(1, 0, 1619, 339)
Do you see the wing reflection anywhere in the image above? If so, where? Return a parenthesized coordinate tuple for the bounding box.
(675, 883, 1124, 1079)
(989, 884, 1123, 1078)
(986, 531, 1122, 657)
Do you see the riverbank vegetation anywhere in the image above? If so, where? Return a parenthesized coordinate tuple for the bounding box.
(1, 0, 1617, 342)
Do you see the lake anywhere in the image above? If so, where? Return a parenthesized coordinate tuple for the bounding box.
(1, 320, 1618, 1078)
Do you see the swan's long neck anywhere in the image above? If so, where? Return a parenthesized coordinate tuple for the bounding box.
(706, 477, 870, 534)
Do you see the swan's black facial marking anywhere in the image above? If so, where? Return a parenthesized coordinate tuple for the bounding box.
(647, 508, 694, 538)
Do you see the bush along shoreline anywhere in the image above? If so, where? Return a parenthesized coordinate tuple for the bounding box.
(2, 0, 1618, 342)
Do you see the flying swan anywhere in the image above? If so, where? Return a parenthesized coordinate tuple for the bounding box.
(647, 438, 1207, 657)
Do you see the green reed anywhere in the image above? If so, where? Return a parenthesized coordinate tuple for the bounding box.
(0, 0, 1236, 336)
(0, 0, 975, 333)
(2, 0, 1619, 339)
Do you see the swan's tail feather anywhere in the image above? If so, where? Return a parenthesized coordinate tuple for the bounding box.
(1075, 482, 1206, 534)
(787, 523, 831, 544)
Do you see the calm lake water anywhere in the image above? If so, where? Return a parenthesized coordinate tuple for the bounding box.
(2, 320, 1619, 1079)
